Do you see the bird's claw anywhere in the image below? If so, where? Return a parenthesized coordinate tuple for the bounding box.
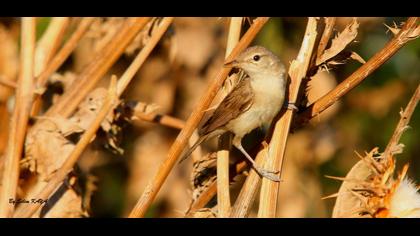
(254, 166, 281, 182)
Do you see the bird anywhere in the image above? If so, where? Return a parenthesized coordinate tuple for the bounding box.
(179, 46, 292, 182)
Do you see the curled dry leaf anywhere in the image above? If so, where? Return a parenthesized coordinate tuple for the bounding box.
(22, 87, 120, 179)
(97, 100, 138, 155)
(22, 116, 82, 179)
(190, 152, 217, 204)
(70, 87, 112, 130)
(316, 18, 360, 66)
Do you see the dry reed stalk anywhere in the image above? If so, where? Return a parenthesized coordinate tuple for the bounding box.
(216, 17, 243, 218)
(13, 77, 118, 218)
(16, 17, 173, 217)
(230, 148, 267, 217)
(0, 18, 36, 217)
(294, 17, 419, 128)
(258, 17, 319, 218)
(383, 84, 420, 160)
(14, 17, 173, 218)
(134, 112, 185, 130)
(31, 17, 95, 116)
(45, 17, 150, 118)
(316, 17, 336, 65)
(34, 17, 70, 76)
(128, 17, 270, 218)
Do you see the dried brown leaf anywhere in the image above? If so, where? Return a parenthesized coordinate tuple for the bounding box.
(22, 117, 82, 179)
(316, 18, 359, 65)
(190, 152, 217, 202)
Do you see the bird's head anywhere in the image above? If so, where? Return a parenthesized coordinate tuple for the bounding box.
(224, 46, 285, 78)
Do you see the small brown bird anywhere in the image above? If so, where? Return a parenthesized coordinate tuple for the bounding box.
(180, 46, 291, 182)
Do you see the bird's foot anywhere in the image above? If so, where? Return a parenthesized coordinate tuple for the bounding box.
(254, 166, 281, 182)
(284, 102, 299, 112)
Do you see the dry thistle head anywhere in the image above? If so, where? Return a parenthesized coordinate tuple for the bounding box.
(329, 148, 420, 218)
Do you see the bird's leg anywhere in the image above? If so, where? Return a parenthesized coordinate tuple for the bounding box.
(232, 137, 280, 182)
(284, 102, 299, 112)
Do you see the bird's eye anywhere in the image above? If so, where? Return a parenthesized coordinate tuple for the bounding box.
(253, 55, 260, 61)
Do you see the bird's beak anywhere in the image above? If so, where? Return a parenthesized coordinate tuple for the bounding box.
(224, 59, 239, 68)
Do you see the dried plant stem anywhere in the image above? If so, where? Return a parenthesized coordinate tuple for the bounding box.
(258, 17, 319, 218)
(383, 83, 420, 160)
(14, 77, 118, 218)
(128, 17, 270, 218)
(216, 17, 242, 218)
(0, 18, 36, 217)
(216, 138, 231, 217)
(34, 17, 70, 76)
(14, 18, 172, 218)
(230, 148, 267, 217)
(134, 112, 185, 130)
(31, 17, 95, 116)
(45, 17, 150, 118)
(294, 17, 419, 127)
(117, 17, 174, 96)
(316, 17, 336, 64)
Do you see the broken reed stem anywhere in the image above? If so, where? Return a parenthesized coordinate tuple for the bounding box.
(316, 17, 336, 65)
(258, 17, 319, 218)
(34, 17, 70, 76)
(45, 17, 150, 118)
(294, 17, 419, 128)
(31, 17, 95, 116)
(216, 17, 242, 218)
(134, 112, 185, 130)
(117, 17, 174, 96)
(14, 77, 118, 218)
(383, 83, 420, 160)
(0, 17, 36, 217)
(230, 148, 267, 217)
(127, 17, 270, 218)
(217, 134, 231, 217)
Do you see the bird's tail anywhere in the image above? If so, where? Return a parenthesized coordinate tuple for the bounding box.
(178, 131, 223, 164)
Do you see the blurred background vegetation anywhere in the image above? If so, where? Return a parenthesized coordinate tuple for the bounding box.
(0, 17, 418, 217)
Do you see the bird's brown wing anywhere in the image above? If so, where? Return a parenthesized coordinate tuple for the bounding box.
(199, 77, 254, 135)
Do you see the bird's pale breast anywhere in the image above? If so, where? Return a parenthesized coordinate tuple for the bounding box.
(226, 74, 285, 138)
